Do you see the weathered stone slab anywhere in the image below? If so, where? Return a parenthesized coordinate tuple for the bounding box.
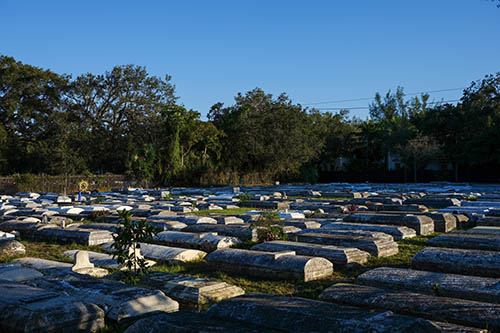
(282, 219, 321, 229)
(71, 250, 108, 277)
(428, 231, 500, 251)
(64, 249, 121, 269)
(0, 219, 39, 236)
(101, 242, 206, 263)
(357, 267, 500, 304)
(26, 272, 179, 323)
(424, 212, 457, 232)
(205, 248, 332, 282)
(146, 219, 188, 231)
(34, 226, 114, 245)
(140, 271, 245, 306)
(212, 216, 245, 225)
(238, 200, 290, 209)
(0, 262, 43, 282)
(322, 221, 417, 240)
(343, 213, 434, 235)
(183, 223, 257, 241)
(478, 216, 500, 227)
(0, 280, 105, 332)
(0, 239, 25, 256)
(251, 240, 370, 266)
(350, 197, 402, 205)
(298, 228, 394, 240)
(74, 222, 120, 232)
(319, 283, 500, 331)
(404, 198, 461, 208)
(469, 226, 500, 234)
(14, 257, 72, 272)
(370, 204, 428, 212)
(124, 311, 276, 333)
(155, 231, 240, 251)
(412, 247, 500, 278)
(206, 293, 481, 332)
(167, 215, 217, 225)
(296, 232, 398, 257)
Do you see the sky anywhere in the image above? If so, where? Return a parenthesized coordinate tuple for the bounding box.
(1, 0, 499, 119)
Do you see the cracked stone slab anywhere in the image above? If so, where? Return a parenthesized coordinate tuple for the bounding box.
(205, 248, 332, 282)
(321, 222, 417, 240)
(154, 231, 240, 251)
(357, 267, 500, 304)
(251, 240, 370, 266)
(411, 247, 500, 278)
(319, 283, 500, 331)
(0, 280, 105, 332)
(427, 231, 500, 251)
(25, 272, 179, 323)
(296, 232, 398, 257)
(139, 271, 245, 307)
(343, 213, 435, 235)
(206, 293, 482, 332)
(34, 226, 114, 245)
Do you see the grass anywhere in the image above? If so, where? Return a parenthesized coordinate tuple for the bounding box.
(1, 232, 440, 303)
(193, 207, 255, 215)
(287, 196, 353, 201)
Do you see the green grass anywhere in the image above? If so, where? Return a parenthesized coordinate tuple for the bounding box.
(193, 207, 255, 215)
(287, 196, 352, 201)
(1, 232, 440, 303)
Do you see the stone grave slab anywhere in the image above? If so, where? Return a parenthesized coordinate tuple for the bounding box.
(0, 219, 39, 236)
(182, 223, 257, 241)
(206, 293, 481, 332)
(412, 247, 500, 278)
(212, 216, 245, 224)
(343, 213, 434, 235)
(369, 204, 428, 212)
(251, 240, 370, 266)
(71, 250, 108, 277)
(0, 262, 43, 282)
(427, 231, 500, 251)
(282, 220, 321, 229)
(357, 267, 500, 304)
(154, 231, 240, 251)
(404, 198, 461, 208)
(478, 216, 500, 227)
(296, 232, 398, 257)
(146, 219, 188, 231)
(0, 280, 105, 332)
(319, 283, 500, 331)
(298, 228, 394, 240)
(321, 221, 416, 240)
(124, 311, 276, 333)
(101, 242, 206, 263)
(205, 248, 332, 282)
(139, 271, 245, 307)
(26, 272, 179, 323)
(34, 226, 114, 245)
(468, 226, 500, 234)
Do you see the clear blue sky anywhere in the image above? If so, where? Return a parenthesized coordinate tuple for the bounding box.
(1, 0, 499, 119)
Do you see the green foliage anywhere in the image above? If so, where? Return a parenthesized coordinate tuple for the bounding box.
(94, 196, 105, 204)
(235, 192, 251, 202)
(111, 210, 156, 278)
(252, 210, 288, 242)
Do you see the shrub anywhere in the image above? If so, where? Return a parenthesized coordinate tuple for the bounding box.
(252, 210, 288, 242)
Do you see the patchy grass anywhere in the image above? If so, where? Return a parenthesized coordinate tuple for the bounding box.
(287, 196, 352, 201)
(0, 237, 106, 264)
(193, 207, 256, 215)
(1, 232, 440, 302)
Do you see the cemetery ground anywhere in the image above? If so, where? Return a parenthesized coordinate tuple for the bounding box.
(1, 184, 500, 332)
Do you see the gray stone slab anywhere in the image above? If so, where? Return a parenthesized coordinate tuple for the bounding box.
(63, 250, 122, 269)
(0, 262, 43, 282)
(296, 232, 398, 257)
(478, 216, 500, 227)
(404, 198, 461, 208)
(238, 200, 290, 209)
(138, 243, 206, 262)
(251, 240, 370, 266)
(0, 280, 105, 332)
(298, 228, 394, 240)
(412, 247, 500, 278)
(34, 226, 114, 245)
(182, 223, 257, 241)
(212, 216, 245, 225)
(357, 267, 500, 304)
(319, 283, 500, 331)
(154, 231, 240, 251)
(282, 219, 321, 229)
(166, 215, 217, 225)
(469, 226, 500, 234)
(206, 293, 481, 332)
(124, 311, 276, 333)
(321, 221, 417, 240)
(26, 272, 179, 323)
(0, 220, 39, 236)
(428, 231, 500, 251)
(369, 204, 428, 212)
(343, 213, 435, 235)
(146, 220, 188, 231)
(14, 257, 72, 271)
(139, 271, 245, 307)
(205, 248, 333, 282)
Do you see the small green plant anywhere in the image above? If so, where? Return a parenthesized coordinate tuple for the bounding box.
(91, 210, 110, 219)
(236, 192, 251, 202)
(251, 210, 288, 242)
(468, 195, 478, 201)
(94, 196, 105, 204)
(162, 193, 173, 200)
(111, 210, 156, 281)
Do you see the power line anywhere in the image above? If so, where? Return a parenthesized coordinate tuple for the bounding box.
(316, 99, 461, 111)
(303, 87, 465, 106)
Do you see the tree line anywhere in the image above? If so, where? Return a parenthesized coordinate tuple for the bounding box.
(1, 55, 499, 185)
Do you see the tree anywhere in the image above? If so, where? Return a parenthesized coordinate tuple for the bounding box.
(396, 133, 442, 182)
